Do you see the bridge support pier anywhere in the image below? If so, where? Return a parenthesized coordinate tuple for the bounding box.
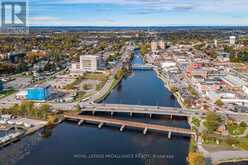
(129, 112, 133, 117)
(78, 120, 84, 126)
(143, 128, 148, 135)
(111, 112, 114, 116)
(168, 132, 172, 139)
(120, 125, 125, 132)
(98, 122, 104, 129)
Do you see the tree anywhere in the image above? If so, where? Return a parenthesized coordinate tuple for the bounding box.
(215, 99, 224, 107)
(114, 68, 126, 80)
(170, 86, 178, 93)
(188, 152, 205, 165)
(204, 112, 222, 133)
(39, 104, 50, 112)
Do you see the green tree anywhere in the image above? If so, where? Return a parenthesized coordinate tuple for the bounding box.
(204, 112, 222, 133)
(215, 99, 224, 107)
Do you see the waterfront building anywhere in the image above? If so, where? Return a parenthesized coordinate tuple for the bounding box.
(229, 36, 236, 45)
(27, 85, 51, 101)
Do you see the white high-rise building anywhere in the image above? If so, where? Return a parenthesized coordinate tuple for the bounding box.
(80, 55, 100, 72)
(214, 39, 218, 47)
(159, 40, 165, 49)
(229, 36, 236, 45)
(71, 55, 100, 73)
(151, 41, 158, 52)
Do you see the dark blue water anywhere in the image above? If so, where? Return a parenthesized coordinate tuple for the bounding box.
(0, 50, 190, 165)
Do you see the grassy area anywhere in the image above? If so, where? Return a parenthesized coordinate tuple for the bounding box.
(201, 132, 248, 150)
(84, 73, 108, 91)
(0, 89, 16, 99)
(64, 76, 84, 90)
(84, 72, 108, 81)
(74, 91, 87, 101)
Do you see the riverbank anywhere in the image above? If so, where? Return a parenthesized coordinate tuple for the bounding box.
(216, 158, 248, 165)
(153, 67, 187, 109)
(94, 77, 123, 103)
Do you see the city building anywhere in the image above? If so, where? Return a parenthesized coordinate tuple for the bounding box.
(159, 40, 165, 49)
(229, 36, 236, 45)
(71, 55, 100, 73)
(7, 52, 26, 63)
(217, 51, 230, 62)
(80, 55, 100, 72)
(222, 75, 247, 88)
(214, 39, 218, 47)
(151, 41, 158, 52)
(16, 90, 28, 100)
(27, 85, 51, 101)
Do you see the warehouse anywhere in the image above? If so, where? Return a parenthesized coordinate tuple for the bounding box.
(27, 85, 51, 101)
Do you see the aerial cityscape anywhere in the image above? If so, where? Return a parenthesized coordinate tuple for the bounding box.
(1, 0, 248, 165)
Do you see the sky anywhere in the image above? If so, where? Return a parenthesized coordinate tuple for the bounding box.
(22, 0, 248, 26)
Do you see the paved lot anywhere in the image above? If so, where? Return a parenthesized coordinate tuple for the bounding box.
(6, 77, 32, 90)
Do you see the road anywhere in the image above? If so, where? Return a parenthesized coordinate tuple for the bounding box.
(85, 42, 133, 103)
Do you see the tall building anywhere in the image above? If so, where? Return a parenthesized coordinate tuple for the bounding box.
(229, 36, 236, 45)
(214, 39, 218, 47)
(159, 40, 165, 49)
(151, 41, 158, 52)
(80, 55, 100, 72)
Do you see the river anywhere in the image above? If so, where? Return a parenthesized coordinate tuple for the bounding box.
(0, 49, 190, 165)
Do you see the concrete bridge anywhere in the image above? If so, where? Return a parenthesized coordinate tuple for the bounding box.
(131, 64, 154, 70)
(80, 103, 205, 118)
(64, 114, 196, 139)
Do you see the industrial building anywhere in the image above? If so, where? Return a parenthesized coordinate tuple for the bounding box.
(26, 85, 51, 101)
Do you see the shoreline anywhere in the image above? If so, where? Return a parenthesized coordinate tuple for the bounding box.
(215, 159, 248, 165)
(153, 67, 186, 109)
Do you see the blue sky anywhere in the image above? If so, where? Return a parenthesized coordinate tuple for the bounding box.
(26, 0, 248, 26)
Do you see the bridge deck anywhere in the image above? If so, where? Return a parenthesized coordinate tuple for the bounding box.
(81, 104, 204, 117)
(64, 114, 195, 136)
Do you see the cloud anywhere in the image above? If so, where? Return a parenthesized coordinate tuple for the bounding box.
(27, 0, 248, 26)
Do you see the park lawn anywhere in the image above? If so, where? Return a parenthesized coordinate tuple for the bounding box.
(84, 72, 108, 82)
